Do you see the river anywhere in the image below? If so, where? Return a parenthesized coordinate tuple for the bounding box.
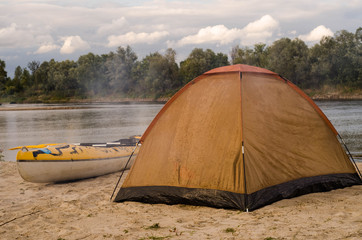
(0, 100, 361, 162)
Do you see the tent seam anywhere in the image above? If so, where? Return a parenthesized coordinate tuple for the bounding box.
(240, 72, 248, 211)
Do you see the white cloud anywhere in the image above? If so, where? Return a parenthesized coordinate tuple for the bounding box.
(0, 23, 34, 48)
(299, 25, 334, 42)
(173, 25, 243, 46)
(172, 15, 279, 47)
(243, 15, 279, 34)
(0, 23, 17, 37)
(241, 15, 279, 44)
(60, 36, 90, 54)
(97, 17, 128, 36)
(107, 31, 169, 47)
(34, 43, 59, 54)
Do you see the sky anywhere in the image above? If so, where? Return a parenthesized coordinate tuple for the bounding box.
(0, 0, 361, 76)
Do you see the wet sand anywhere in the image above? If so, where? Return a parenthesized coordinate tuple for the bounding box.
(1, 161, 361, 240)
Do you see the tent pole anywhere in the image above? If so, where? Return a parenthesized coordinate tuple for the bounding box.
(242, 141, 248, 212)
(338, 134, 362, 179)
(239, 72, 248, 212)
(110, 142, 140, 201)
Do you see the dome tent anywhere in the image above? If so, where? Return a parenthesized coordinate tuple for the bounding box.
(114, 64, 361, 211)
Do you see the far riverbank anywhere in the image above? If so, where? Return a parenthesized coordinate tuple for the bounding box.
(1, 94, 362, 105)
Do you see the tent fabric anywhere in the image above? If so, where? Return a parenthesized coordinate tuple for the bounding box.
(114, 64, 361, 211)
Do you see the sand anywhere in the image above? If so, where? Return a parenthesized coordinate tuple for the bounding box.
(1, 162, 361, 240)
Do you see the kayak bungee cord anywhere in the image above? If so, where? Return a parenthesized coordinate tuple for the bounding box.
(110, 141, 140, 201)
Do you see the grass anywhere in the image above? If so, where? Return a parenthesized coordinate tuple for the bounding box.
(147, 237, 169, 240)
(146, 223, 161, 229)
(139, 223, 172, 240)
(225, 227, 236, 233)
(138, 236, 171, 240)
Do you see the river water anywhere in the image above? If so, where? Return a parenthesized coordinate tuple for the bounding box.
(0, 100, 361, 162)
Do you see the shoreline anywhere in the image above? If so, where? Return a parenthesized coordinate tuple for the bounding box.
(0, 106, 93, 111)
(0, 98, 360, 111)
(0, 100, 167, 111)
(0, 97, 169, 105)
(311, 96, 362, 100)
(0, 95, 361, 107)
(0, 161, 361, 239)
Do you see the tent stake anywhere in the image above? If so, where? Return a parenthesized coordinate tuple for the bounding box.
(110, 142, 140, 201)
(338, 134, 362, 179)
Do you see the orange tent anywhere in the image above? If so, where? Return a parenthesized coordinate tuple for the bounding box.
(114, 64, 361, 211)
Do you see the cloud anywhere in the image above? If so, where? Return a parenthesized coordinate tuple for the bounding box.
(173, 25, 243, 46)
(0, 23, 17, 38)
(172, 15, 279, 47)
(241, 15, 279, 44)
(107, 31, 169, 47)
(298, 25, 334, 42)
(34, 43, 59, 54)
(1, 0, 361, 77)
(60, 36, 90, 54)
(0, 23, 34, 48)
(243, 15, 279, 33)
(97, 17, 128, 36)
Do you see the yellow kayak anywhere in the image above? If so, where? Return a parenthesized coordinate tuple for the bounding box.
(13, 136, 140, 183)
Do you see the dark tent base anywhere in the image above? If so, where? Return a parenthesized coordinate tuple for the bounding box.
(114, 173, 361, 211)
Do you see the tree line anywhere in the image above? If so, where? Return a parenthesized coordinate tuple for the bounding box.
(0, 27, 361, 102)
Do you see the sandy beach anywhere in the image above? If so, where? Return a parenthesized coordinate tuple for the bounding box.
(0, 161, 361, 240)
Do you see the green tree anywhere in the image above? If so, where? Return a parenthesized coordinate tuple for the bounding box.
(356, 27, 362, 88)
(35, 60, 51, 93)
(11, 66, 24, 93)
(28, 60, 40, 74)
(27, 60, 40, 89)
(332, 30, 361, 87)
(231, 43, 268, 67)
(55, 60, 78, 97)
(267, 38, 310, 88)
(0, 59, 9, 94)
(309, 36, 336, 87)
(136, 48, 180, 98)
(45, 59, 59, 93)
(76, 53, 109, 96)
(44, 59, 79, 98)
(310, 29, 362, 89)
(179, 48, 229, 84)
(2, 26, 361, 102)
(105, 46, 138, 95)
(20, 68, 31, 87)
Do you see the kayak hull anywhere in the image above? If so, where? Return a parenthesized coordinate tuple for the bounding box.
(16, 143, 138, 183)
